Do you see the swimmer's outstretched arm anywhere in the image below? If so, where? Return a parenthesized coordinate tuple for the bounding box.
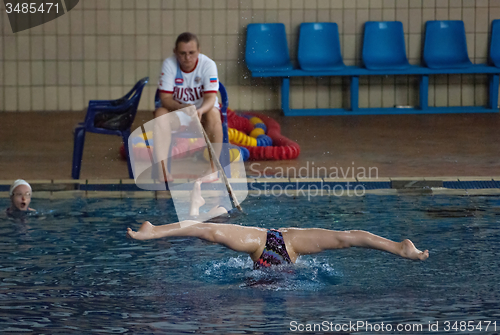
(281, 228, 429, 261)
(127, 221, 267, 261)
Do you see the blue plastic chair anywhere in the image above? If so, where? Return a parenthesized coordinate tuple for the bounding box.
(72, 77, 148, 179)
(490, 20, 500, 68)
(154, 82, 231, 177)
(245, 23, 293, 72)
(362, 21, 410, 70)
(423, 20, 472, 69)
(298, 22, 345, 71)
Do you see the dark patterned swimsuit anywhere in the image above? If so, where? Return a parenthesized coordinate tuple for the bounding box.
(254, 229, 292, 269)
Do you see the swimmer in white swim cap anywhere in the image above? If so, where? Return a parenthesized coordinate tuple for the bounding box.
(7, 179, 35, 214)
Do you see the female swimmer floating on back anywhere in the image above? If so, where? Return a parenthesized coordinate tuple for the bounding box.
(127, 180, 429, 269)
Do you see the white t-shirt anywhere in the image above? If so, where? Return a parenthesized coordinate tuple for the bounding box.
(158, 54, 219, 109)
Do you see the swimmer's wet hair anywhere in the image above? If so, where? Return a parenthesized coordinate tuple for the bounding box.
(175, 32, 199, 49)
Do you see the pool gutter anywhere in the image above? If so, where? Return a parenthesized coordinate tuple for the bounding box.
(1, 177, 500, 199)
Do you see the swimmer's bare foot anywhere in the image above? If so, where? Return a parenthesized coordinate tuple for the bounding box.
(127, 221, 156, 240)
(400, 239, 429, 260)
(189, 180, 205, 216)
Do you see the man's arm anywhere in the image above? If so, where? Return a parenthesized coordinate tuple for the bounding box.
(158, 91, 216, 121)
(196, 92, 217, 119)
(159, 91, 191, 112)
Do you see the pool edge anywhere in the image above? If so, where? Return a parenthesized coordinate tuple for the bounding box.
(2, 177, 500, 198)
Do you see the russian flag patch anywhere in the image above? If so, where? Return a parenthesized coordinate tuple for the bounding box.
(210, 77, 217, 83)
(175, 78, 183, 85)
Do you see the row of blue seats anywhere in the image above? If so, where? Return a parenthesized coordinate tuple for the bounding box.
(245, 20, 500, 116)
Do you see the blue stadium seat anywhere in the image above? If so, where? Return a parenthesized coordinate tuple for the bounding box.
(298, 22, 345, 71)
(423, 20, 472, 69)
(362, 21, 410, 70)
(72, 77, 148, 179)
(490, 19, 500, 68)
(245, 23, 293, 72)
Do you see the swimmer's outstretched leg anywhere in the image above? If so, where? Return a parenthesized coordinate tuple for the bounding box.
(281, 228, 429, 262)
(399, 239, 429, 260)
(127, 222, 266, 260)
(127, 220, 200, 240)
(127, 221, 157, 240)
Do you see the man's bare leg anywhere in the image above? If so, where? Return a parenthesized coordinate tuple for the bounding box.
(152, 107, 181, 182)
(127, 221, 266, 260)
(199, 107, 223, 182)
(281, 228, 429, 262)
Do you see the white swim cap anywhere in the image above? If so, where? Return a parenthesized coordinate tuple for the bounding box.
(9, 179, 32, 196)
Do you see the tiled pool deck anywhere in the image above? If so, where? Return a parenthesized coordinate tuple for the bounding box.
(1, 110, 500, 198)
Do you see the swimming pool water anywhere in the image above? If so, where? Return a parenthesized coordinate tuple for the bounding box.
(1, 194, 499, 334)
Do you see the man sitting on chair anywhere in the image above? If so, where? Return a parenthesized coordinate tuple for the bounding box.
(154, 32, 222, 182)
